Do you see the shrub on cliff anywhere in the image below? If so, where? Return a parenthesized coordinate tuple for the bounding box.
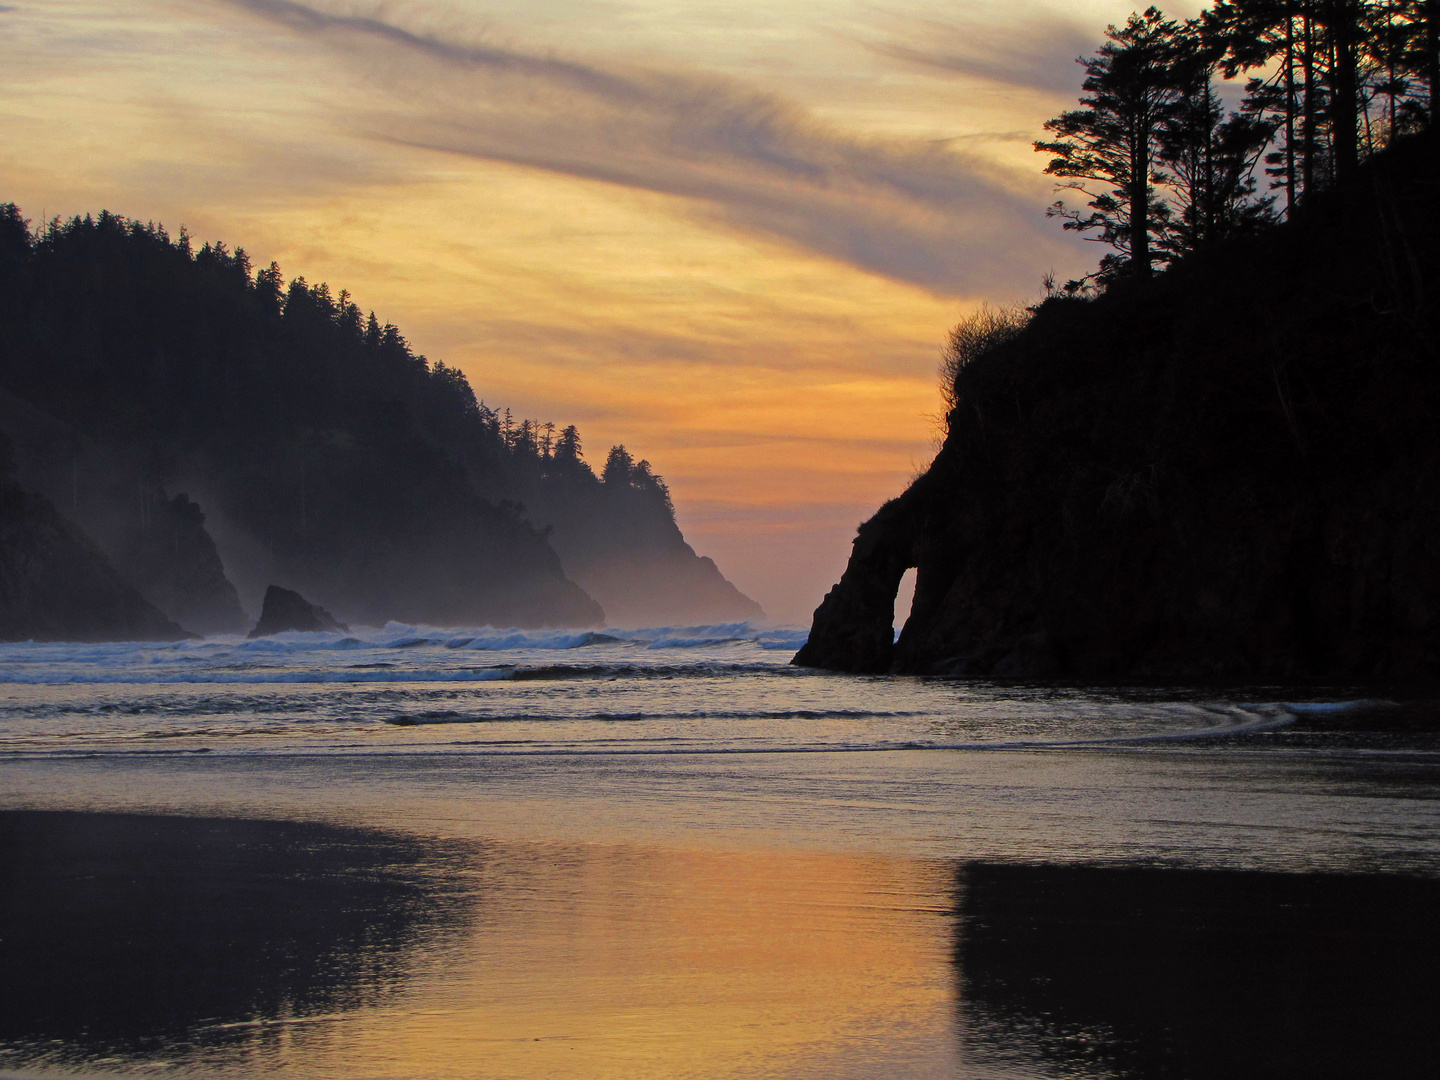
(939, 305, 1030, 415)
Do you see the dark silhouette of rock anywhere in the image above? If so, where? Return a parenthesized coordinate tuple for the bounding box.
(0, 470, 192, 643)
(483, 445, 762, 626)
(116, 493, 247, 635)
(248, 585, 348, 638)
(0, 389, 248, 634)
(798, 131, 1440, 680)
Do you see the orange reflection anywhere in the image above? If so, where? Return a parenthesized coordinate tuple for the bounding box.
(238, 844, 959, 1079)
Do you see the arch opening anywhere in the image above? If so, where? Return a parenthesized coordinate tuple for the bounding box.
(892, 566, 918, 641)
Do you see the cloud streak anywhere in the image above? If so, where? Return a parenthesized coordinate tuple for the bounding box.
(868, 14, 1095, 98)
(215, 0, 1070, 295)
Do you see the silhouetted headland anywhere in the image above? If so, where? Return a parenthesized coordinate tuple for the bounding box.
(799, 129, 1440, 679)
(0, 209, 758, 637)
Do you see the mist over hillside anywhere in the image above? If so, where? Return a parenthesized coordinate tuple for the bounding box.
(0, 207, 759, 636)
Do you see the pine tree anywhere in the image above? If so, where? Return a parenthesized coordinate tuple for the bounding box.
(1157, 25, 1278, 255)
(602, 445, 634, 486)
(1036, 7, 1185, 281)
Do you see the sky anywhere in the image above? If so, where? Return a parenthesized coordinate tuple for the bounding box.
(0, 0, 1203, 623)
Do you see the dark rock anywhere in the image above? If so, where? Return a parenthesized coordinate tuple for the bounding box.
(0, 390, 248, 634)
(0, 474, 192, 643)
(797, 132, 1440, 681)
(248, 585, 348, 638)
(793, 496, 921, 672)
(115, 493, 247, 635)
(521, 482, 762, 627)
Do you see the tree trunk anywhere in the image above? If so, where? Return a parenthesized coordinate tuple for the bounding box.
(1302, 10, 1317, 195)
(1329, 0, 1360, 187)
(1285, 15, 1297, 214)
(1132, 120, 1151, 277)
(1428, 0, 1440, 128)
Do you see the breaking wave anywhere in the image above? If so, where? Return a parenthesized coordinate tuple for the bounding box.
(0, 622, 811, 684)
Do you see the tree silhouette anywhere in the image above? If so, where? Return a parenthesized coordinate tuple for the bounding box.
(1036, 7, 1184, 281)
(1157, 26, 1278, 255)
(602, 445, 634, 486)
(1041, 2, 1438, 286)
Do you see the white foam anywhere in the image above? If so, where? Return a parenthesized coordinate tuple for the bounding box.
(0, 621, 810, 667)
(0, 667, 521, 685)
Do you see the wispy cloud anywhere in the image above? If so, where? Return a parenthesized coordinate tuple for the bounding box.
(213, 0, 1070, 295)
(867, 13, 1095, 97)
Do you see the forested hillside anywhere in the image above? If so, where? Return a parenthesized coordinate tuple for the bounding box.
(0, 208, 758, 632)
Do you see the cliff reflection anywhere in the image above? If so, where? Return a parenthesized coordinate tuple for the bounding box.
(953, 863, 1440, 1080)
(0, 811, 475, 1067)
(10, 813, 1434, 1080)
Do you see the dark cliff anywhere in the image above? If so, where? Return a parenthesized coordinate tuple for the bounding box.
(0, 479, 190, 643)
(0, 387, 247, 634)
(0, 206, 757, 630)
(0, 210, 606, 629)
(113, 493, 247, 636)
(798, 133, 1440, 680)
(524, 479, 762, 627)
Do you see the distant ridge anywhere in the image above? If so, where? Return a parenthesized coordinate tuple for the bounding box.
(0, 206, 757, 630)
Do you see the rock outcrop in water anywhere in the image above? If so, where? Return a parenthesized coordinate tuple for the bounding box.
(248, 585, 348, 638)
(0, 471, 191, 642)
(797, 133, 1440, 680)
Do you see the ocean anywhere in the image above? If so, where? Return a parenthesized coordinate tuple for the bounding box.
(1, 624, 1438, 1079)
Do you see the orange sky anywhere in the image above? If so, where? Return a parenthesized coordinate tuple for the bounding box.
(0, 0, 1203, 622)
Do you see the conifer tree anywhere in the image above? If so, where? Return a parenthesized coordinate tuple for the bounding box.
(555, 425, 582, 464)
(1157, 24, 1278, 254)
(602, 445, 634, 486)
(1036, 7, 1185, 281)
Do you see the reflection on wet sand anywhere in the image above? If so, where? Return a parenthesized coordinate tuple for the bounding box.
(0, 812, 474, 1070)
(5, 812, 1439, 1080)
(0, 812, 962, 1079)
(954, 864, 1440, 1080)
(288, 846, 963, 1080)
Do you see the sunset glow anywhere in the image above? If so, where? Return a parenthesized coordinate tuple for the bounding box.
(0, 0, 1179, 619)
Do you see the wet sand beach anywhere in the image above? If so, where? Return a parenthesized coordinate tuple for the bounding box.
(2, 633, 1438, 1078)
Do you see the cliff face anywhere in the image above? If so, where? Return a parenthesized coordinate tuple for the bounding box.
(0, 389, 248, 634)
(526, 482, 762, 627)
(798, 134, 1440, 680)
(565, 548, 762, 630)
(0, 482, 191, 643)
(113, 493, 248, 635)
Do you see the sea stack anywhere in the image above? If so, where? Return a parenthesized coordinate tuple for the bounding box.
(248, 586, 348, 638)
